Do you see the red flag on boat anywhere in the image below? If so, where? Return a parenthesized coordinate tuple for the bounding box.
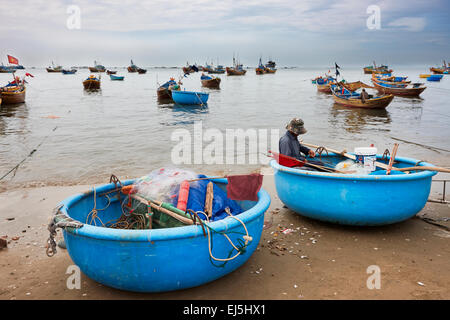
(226, 173, 263, 201)
(25, 73, 34, 77)
(7, 55, 19, 65)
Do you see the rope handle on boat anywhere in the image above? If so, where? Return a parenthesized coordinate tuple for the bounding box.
(193, 208, 253, 263)
(46, 204, 83, 257)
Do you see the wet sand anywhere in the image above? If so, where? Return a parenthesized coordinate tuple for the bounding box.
(0, 176, 449, 300)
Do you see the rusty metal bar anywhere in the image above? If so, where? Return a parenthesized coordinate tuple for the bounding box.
(428, 179, 449, 204)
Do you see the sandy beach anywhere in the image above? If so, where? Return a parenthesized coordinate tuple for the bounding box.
(1, 174, 449, 300)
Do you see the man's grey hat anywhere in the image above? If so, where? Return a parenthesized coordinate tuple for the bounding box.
(286, 118, 307, 135)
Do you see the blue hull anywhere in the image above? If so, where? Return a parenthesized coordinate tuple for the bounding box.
(110, 75, 124, 80)
(59, 178, 270, 292)
(270, 155, 436, 226)
(427, 75, 443, 81)
(171, 90, 209, 105)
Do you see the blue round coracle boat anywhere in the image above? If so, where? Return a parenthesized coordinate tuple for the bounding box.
(270, 154, 437, 226)
(57, 178, 270, 292)
(171, 90, 209, 105)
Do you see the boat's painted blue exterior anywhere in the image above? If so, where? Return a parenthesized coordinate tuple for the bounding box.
(62, 69, 77, 74)
(270, 154, 436, 226)
(171, 90, 209, 105)
(59, 178, 270, 292)
(110, 74, 124, 80)
(427, 74, 443, 81)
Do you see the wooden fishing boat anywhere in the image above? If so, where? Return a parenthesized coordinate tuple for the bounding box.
(270, 154, 437, 226)
(427, 74, 443, 81)
(0, 85, 26, 104)
(46, 66, 62, 72)
(264, 59, 277, 73)
(331, 85, 393, 109)
(201, 75, 221, 88)
(106, 70, 117, 75)
(208, 65, 225, 74)
(157, 79, 180, 101)
(110, 74, 124, 81)
(172, 90, 209, 105)
(83, 75, 101, 90)
(137, 68, 147, 74)
(0, 66, 15, 73)
(127, 60, 139, 73)
(255, 67, 265, 75)
(89, 61, 106, 73)
(315, 76, 335, 93)
(372, 75, 410, 84)
(226, 67, 246, 75)
(62, 69, 77, 74)
(430, 67, 444, 74)
(371, 77, 408, 88)
(372, 81, 426, 97)
(419, 74, 431, 78)
(264, 67, 277, 74)
(363, 66, 374, 74)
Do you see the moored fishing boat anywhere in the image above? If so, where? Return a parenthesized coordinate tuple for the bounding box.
(137, 68, 147, 74)
(49, 177, 270, 292)
(0, 65, 16, 73)
(46, 61, 62, 73)
(157, 78, 181, 101)
(427, 74, 443, 81)
(429, 67, 444, 74)
(106, 70, 117, 75)
(182, 63, 199, 74)
(62, 69, 77, 74)
(208, 65, 225, 74)
(255, 58, 266, 75)
(315, 76, 335, 93)
(331, 84, 394, 109)
(419, 74, 431, 78)
(172, 90, 209, 105)
(200, 74, 221, 88)
(270, 153, 437, 226)
(372, 80, 426, 97)
(372, 74, 410, 84)
(89, 61, 106, 72)
(264, 59, 277, 73)
(226, 56, 246, 75)
(127, 60, 139, 72)
(0, 85, 26, 104)
(110, 74, 124, 81)
(83, 75, 101, 90)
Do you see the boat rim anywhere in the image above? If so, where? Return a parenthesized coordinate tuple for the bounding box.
(270, 154, 437, 181)
(60, 177, 270, 242)
(172, 90, 209, 96)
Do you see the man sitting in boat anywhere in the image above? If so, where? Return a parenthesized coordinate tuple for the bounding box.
(360, 88, 370, 103)
(279, 118, 316, 159)
(279, 118, 326, 170)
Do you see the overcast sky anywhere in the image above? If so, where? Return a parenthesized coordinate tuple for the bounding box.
(1, 0, 449, 67)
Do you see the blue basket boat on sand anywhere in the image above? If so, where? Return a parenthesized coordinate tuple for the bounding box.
(54, 178, 270, 292)
(271, 154, 436, 226)
(171, 90, 209, 105)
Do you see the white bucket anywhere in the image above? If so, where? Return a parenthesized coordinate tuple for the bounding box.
(354, 147, 377, 172)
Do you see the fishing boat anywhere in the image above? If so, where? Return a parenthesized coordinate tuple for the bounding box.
(127, 60, 139, 72)
(62, 69, 77, 74)
(89, 61, 106, 73)
(331, 84, 394, 109)
(264, 59, 277, 73)
(208, 65, 225, 74)
(157, 78, 181, 101)
(202, 64, 214, 73)
(172, 90, 209, 105)
(106, 70, 117, 75)
(137, 68, 147, 74)
(110, 74, 124, 81)
(182, 63, 199, 74)
(363, 62, 391, 74)
(0, 85, 26, 104)
(226, 56, 246, 76)
(372, 74, 410, 84)
(419, 74, 431, 78)
(372, 80, 426, 97)
(315, 76, 335, 93)
(255, 58, 266, 75)
(201, 74, 221, 88)
(270, 153, 437, 226)
(0, 65, 15, 73)
(83, 75, 101, 90)
(46, 61, 62, 73)
(50, 177, 270, 292)
(427, 74, 443, 81)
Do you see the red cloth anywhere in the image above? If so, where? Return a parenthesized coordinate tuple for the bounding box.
(7, 55, 18, 65)
(227, 173, 263, 201)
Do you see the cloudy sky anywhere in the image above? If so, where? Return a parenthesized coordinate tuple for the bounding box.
(1, 0, 449, 67)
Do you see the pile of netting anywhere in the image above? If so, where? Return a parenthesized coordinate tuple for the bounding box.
(87, 168, 243, 231)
